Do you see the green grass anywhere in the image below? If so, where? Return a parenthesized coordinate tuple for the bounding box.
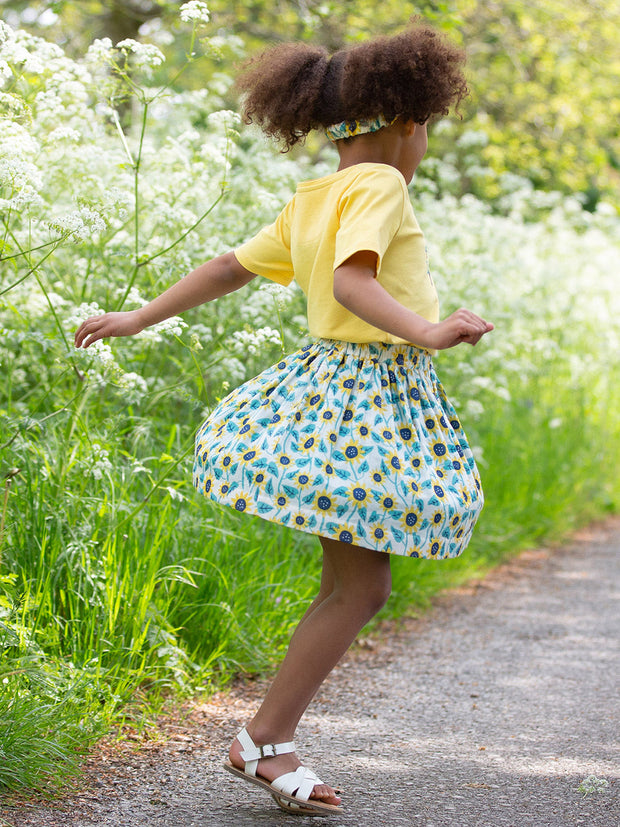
(1, 340, 619, 793)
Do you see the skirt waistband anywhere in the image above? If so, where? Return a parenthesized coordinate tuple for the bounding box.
(308, 338, 433, 369)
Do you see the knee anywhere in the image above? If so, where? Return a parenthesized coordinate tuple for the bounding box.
(350, 570, 392, 619)
(367, 575, 392, 615)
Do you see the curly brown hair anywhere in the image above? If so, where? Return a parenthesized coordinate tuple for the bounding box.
(235, 24, 468, 150)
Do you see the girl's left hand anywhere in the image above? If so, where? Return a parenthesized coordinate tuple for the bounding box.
(74, 309, 145, 349)
(427, 308, 494, 350)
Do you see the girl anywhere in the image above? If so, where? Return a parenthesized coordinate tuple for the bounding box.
(75, 24, 493, 816)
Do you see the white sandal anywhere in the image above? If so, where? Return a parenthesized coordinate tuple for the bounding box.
(223, 727, 342, 816)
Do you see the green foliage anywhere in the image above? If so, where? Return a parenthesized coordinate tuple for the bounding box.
(1, 7, 619, 795)
(454, 0, 620, 206)
(3, 0, 619, 204)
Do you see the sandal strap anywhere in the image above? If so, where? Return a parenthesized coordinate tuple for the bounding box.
(236, 727, 296, 777)
(272, 766, 323, 803)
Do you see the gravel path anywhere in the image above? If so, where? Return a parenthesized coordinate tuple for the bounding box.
(1, 520, 618, 827)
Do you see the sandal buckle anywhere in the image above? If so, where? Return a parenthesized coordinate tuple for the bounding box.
(259, 744, 277, 758)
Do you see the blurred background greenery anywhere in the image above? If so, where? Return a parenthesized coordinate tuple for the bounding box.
(2, 0, 619, 207)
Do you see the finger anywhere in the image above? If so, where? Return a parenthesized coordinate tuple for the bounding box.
(457, 309, 493, 331)
(74, 321, 88, 346)
(77, 320, 107, 348)
(75, 325, 92, 348)
(82, 314, 109, 347)
(84, 327, 108, 348)
(463, 327, 490, 346)
(75, 316, 102, 347)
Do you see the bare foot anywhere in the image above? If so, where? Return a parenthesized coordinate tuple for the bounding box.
(229, 736, 341, 806)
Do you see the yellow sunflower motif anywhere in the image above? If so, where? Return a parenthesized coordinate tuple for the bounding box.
(315, 493, 336, 514)
(432, 441, 448, 459)
(291, 512, 309, 529)
(346, 483, 369, 504)
(431, 509, 444, 526)
(384, 452, 403, 471)
(355, 423, 371, 440)
(369, 523, 388, 544)
(341, 439, 364, 462)
(401, 510, 419, 529)
(296, 472, 313, 488)
(336, 525, 357, 545)
(298, 435, 318, 453)
(252, 471, 268, 487)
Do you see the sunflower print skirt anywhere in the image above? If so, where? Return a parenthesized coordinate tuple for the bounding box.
(193, 339, 483, 559)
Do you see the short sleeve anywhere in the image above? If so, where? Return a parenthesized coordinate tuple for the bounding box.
(234, 200, 294, 286)
(334, 168, 406, 274)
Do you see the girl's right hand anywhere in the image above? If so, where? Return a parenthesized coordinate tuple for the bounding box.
(426, 308, 494, 350)
(74, 309, 145, 349)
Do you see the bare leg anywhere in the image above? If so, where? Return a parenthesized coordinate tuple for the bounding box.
(229, 536, 391, 805)
(287, 544, 335, 643)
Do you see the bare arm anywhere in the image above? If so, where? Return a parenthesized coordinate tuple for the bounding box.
(75, 251, 257, 348)
(333, 250, 493, 350)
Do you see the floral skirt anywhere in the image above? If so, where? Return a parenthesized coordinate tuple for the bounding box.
(193, 339, 483, 559)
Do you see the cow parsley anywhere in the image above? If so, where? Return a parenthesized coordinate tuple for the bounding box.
(180, 2, 211, 24)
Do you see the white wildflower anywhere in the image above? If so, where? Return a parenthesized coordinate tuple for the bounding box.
(207, 109, 240, 131)
(2, 184, 43, 210)
(259, 282, 290, 309)
(115, 39, 165, 70)
(229, 326, 282, 356)
(0, 21, 13, 47)
(90, 442, 113, 480)
(456, 130, 489, 150)
(180, 1, 211, 24)
(138, 316, 187, 342)
(117, 371, 148, 399)
(86, 37, 114, 64)
(189, 323, 212, 345)
(0, 92, 24, 115)
(48, 206, 106, 241)
(470, 445, 485, 465)
(492, 386, 511, 402)
(65, 302, 104, 327)
(220, 358, 246, 384)
(85, 340, 115, 366)
(138, 19, 174, 48)
(47, 125, 82, 143)
(165, 486, 185, 502)
(190, 332, 203, 351)
(464, 399, 485, 418)
(122, 287, 149, 308)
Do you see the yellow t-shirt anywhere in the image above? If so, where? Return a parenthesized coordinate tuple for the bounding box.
(234, 162, 439, 345)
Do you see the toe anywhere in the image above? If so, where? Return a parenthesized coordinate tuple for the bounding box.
(311, 783, 341, 805)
